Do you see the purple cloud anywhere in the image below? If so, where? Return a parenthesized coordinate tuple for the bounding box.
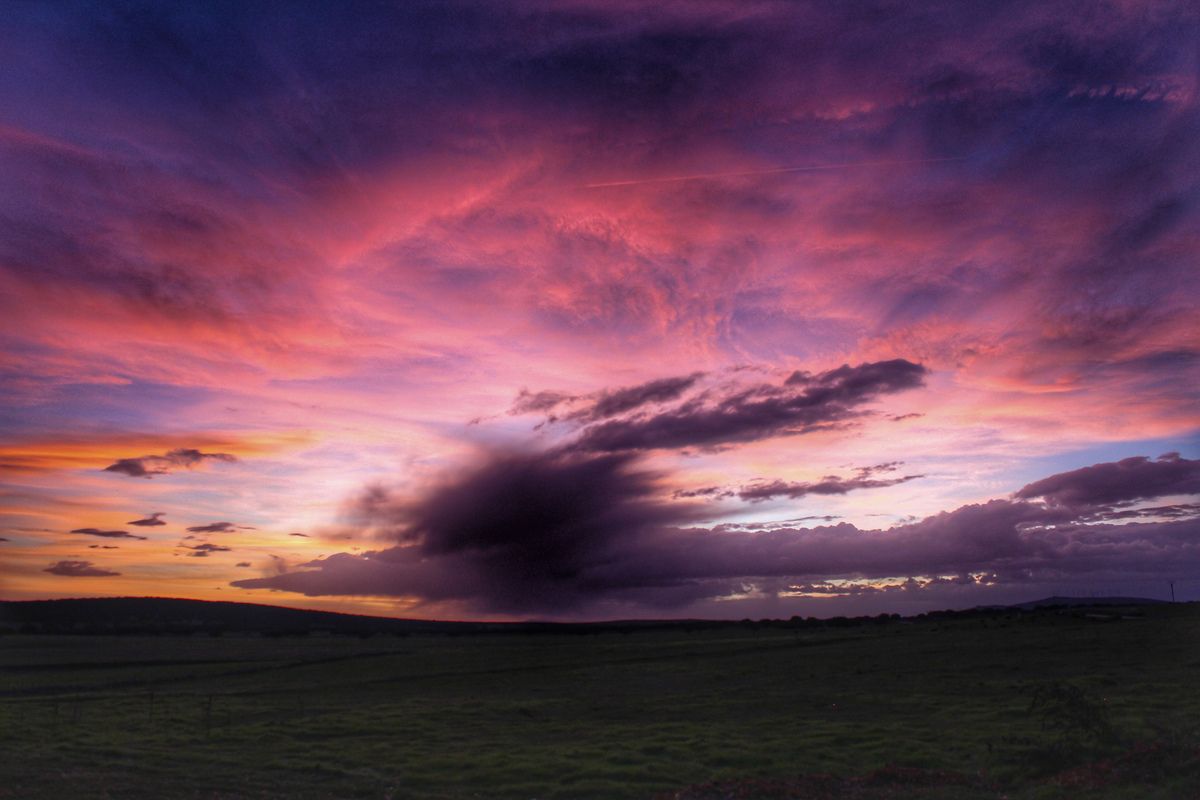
(127, 512, 167, 527)
(510, 373, 706, 424)
(185, 543, 233, 557)
(567, 360, 927, 453)
(104, 449, 236, 479)
(185, 521, 249, 534)
(509, 389, 575, 416)
(44, 560, 121, 577)
(736, 463, 924, 502)
(580, 374, 705, 420)
(1015, 453, 1200, 509)
(673, 463, 923, 502)
(70, 527, 147, 540)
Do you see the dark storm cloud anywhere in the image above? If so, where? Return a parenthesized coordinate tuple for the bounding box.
(127, 512, 167, 526)
(568, 360, 927, 453)
(44, 560, 121, 577)
(232, 452, 1200, 616)
(185, 521, 247, 534)
(1015, 453, 1200, 508)
(70, 527, 147, 540)
(104, 449, 236, 478)
(235, 448, 709, 611)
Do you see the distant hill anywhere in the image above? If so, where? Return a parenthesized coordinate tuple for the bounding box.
(0, 597, 689, 636)
(0, 595, 1179, 637)
(0, 597, 483, 636)
(1007, 596, 1169, 610)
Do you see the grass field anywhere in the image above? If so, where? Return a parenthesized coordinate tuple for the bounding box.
(1, 605, 1198, 800)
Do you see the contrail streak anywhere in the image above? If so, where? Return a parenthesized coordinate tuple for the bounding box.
(582, 157, 966, 188)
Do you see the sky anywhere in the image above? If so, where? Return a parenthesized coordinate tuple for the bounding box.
(1, 0, 1199, 621)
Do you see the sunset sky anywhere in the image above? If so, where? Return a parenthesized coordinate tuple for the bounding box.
(2, 0, 1198, 620)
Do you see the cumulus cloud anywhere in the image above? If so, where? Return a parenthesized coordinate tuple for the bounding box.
(44, 560, 121, 577)
(127, 512, 167, 527)
(231, 452, 1200, 615)
(70, 527, 147, 540)
(104, 449, 236, 478)
(565, 360, 926, 453)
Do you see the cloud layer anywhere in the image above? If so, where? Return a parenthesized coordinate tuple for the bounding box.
(232, 453, 1200, 616)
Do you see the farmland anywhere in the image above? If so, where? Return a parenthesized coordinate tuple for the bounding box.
(1, 602, 1197, 799)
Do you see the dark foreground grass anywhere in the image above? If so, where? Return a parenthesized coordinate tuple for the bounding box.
(1, 605, 1198, 800)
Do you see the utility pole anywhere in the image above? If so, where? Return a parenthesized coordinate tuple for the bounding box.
(1170, 581, 1175, 603)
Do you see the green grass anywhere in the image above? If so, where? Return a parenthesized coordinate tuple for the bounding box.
(1, 606, 1198, 799)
